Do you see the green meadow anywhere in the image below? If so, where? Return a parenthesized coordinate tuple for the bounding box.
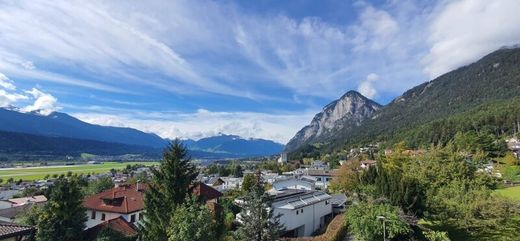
(0, 162, 158, 182)
(495, 185, 520, 201)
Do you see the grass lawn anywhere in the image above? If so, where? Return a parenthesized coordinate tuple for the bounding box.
(0, 162, 158, 182)
(494, 186, 520, 201)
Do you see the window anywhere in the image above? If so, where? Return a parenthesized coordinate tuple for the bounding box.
(130, 214, 136, 223)
(101, 213, 106, 221)
(296, 210, 299, 215)
(139, 213, 143, 221)
(301, 209, 304, 213)
(91, 211, 96, 219)
(325, 200, 329, 205)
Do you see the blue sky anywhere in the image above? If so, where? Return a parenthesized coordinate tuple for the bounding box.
(0, 0, 520, 143)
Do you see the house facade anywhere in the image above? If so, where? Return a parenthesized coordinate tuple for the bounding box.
(83, 184, 146, 229)
(271, 190, 332, 237)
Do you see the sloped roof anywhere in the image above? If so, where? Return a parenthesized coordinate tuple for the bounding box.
(84, 216, 138, 240)
(8, 195, 47, 206)
(0, 203, 38, 219)
(193, 182, 223, 201)
(83, 184, 147, 214)
(0, 222, 34, 239)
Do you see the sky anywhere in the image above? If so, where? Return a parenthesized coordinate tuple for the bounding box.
(1, 0, 520, 144)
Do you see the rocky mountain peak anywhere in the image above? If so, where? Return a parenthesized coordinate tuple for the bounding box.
(284, 90, 381, 152)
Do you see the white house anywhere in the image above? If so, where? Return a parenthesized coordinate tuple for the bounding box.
(271, 190, 332, 237)
(83, 184, 145, 229)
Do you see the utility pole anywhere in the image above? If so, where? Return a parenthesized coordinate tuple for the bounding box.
(377, 215, 387, 241)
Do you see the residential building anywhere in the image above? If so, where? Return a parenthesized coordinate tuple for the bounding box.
(84, 217, 138, 241)
(0, 204, 37, 223)
(8, 195, 47, 207)
(0, 222, 34, 241)
(271, 178, 315, 191)
(330, 194, 348, 214)
(83, 184, 146, 229)
(271, 190, 332, 237)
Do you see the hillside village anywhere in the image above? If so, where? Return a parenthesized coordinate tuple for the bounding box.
(0, 1, 519, 240)
(0, 136, 517, 240)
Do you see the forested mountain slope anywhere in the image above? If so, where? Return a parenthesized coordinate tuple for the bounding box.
(291, 47, 520, 157)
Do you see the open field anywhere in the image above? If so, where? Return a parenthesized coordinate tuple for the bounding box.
(0, 162, 158, 181)
(494, 186, 520, 201)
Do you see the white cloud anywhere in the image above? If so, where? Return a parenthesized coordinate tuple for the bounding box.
(0, 73, 16, 90)
(0, 89, 27, 108)
(350, 5, 400, 51)
(423, 0, 520, 78)
(21, 88, 59, 115)
(357, 73, 379, 99)
(71, 108, 316, 144)
(0, 73, 27, 107)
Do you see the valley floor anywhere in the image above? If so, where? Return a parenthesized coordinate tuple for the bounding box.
(0, 162, 158, 181)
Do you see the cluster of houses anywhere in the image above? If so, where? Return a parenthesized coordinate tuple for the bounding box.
(199, 160, 349, 238)
(0, 158, 357, 240)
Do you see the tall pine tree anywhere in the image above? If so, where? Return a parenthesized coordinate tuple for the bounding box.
(36, 178, 87, 241)
(236, 173, 284, 241)
(140, 140, 198, 241)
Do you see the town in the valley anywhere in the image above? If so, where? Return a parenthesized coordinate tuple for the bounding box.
(0, 136, 519, 241)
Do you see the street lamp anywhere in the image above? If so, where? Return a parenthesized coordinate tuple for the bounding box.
(377, 215, 386, 241)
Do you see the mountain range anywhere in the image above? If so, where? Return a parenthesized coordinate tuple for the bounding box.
(288, 46, 520, 157)
(0, 109, 283, 160)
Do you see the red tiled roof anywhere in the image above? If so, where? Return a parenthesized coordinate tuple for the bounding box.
(83, 184, 147, 214)
(193, 182, 223, 201)
(84, 216, 138, 240)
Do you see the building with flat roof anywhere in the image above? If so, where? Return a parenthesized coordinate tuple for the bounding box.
(271, 190, 332, 237)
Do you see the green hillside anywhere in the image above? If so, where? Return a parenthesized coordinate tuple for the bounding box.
(292, 47, 520, 158)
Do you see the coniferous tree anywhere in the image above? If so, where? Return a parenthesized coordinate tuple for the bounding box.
(36, 178, 87, 241)
(140, 140, 198, 241)
(236, 174, 284, 241)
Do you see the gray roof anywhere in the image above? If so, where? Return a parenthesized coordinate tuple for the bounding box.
(0, 222, 34, 238)
(330, 194, 347, 206)
(0, 190, 19, 200)
(0, 204, 36, 219)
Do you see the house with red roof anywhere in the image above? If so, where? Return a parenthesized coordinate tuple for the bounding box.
(82, 181, 223, 236)
(84, 216, 138, 241)
(83, 184, 146, 230)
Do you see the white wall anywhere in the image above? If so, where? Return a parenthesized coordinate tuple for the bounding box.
(85, 209, 143, 229)
(273, 199, 332, 237)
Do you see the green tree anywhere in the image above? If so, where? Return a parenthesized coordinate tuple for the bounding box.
(423, 231, 451, 241)
(84, 176, 114, 195)
(504, 152, 518, 166)
(236, 176, 284, 241)
(36, 178, 87, 241)
(19, 204, 43, 241)
(345, 202, 411, 241)
(167, 196, 216, 241)
(329, 159, 361, 195)
(95, 227, 136, 241)
(241, 173, 257, 193)
(140, 140, 198, 241)
(233, 164, 244, 177)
